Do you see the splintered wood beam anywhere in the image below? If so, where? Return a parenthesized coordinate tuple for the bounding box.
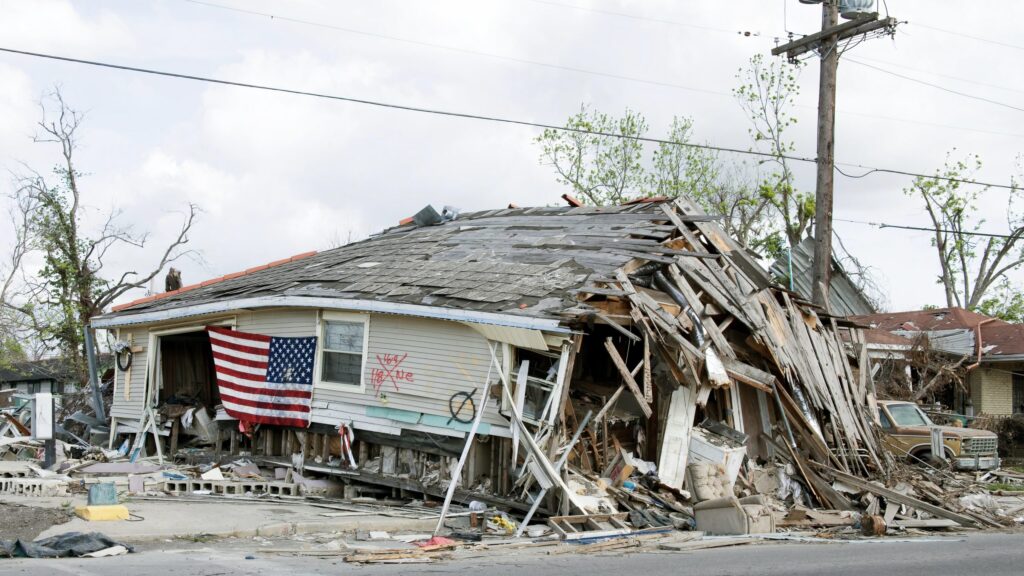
(592, 384, 625, 424)
(643, 335, 653, 403)
(819, 465, 978, 527)
(590, 311, 641, 342)
(603, 338, 653, 418)
(721, 358, 776, 393)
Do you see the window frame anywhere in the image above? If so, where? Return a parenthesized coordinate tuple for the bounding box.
(315, 310, 370, 392)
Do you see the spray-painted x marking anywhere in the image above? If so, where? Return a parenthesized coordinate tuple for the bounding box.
(374, 352, 408, 392)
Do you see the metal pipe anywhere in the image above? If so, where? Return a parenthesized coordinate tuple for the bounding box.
(83, 325, 106, 421)
(787, 246, 795, 291)
(771, 381, 798, 449)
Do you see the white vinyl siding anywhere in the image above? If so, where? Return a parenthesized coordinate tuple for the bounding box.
(105, 308, 511, 437)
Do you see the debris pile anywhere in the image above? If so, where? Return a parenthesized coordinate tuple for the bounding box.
(3, 197, 1022, 557)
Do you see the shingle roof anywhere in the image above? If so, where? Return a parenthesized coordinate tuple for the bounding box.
(101, 202, 715, 321)
(850, 307, 1009, 331)
(852, 307, 1024, 358)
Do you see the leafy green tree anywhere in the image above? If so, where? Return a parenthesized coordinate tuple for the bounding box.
(536, 108, 778, 253)
(907, 151, 1024, 312)
(733, 54, 813, 250)
(976, 278, 1024, 323)
(535, 104, 648, 206)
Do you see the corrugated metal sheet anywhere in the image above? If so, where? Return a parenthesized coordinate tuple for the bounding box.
(462, 323, 552, 351)
(769, 237, 875, 317)
(893, 328, 976, 357)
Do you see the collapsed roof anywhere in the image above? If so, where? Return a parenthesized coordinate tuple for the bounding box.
(100, 200, 722, 323)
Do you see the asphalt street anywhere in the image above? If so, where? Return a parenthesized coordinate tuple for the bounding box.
(1, 532, 1022, 576)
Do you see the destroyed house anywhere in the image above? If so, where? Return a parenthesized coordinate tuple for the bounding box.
(91, 198, 887, 514)
(853, 308, 1024, 418)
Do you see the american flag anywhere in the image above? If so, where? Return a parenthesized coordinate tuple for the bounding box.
(207, 326, 317, 427)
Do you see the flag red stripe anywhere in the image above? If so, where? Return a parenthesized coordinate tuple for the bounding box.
(217, 378, 312, 399)
(208, 326, 271, 343)
(212, 350, 268, 370)
(221, 405, 309, 428)
(220, 392, 310, 413)
(208, 337, 269, 356)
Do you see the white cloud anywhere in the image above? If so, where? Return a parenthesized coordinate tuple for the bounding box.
(1, 0, 1023, 311)
(0, 0, 133, 55)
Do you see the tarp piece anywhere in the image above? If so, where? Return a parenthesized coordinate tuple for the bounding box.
(0, 532, 134, 558)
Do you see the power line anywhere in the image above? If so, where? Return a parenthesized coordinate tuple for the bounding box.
(0, 45, 1020, 192)
(181, 0, 1024, 141)
(845, 58, 1024, 114)
(911, 22, 1024, 53)
(835, 217, 1021, 239)
(522, 0, 761, 37)
(179, 0, 730, 98)
(853, 55, 1024, 96)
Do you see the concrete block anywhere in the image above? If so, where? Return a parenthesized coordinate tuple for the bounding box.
(76, 504, 130, 521)
(0, 477, 69, 497)
(256, 522, 294, 537)
(0, 461, 33, 478)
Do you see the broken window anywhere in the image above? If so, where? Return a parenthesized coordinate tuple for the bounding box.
(511, 348, 561, 424)
(319, 313, 367, 388)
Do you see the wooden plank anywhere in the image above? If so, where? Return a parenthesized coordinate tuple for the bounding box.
(603, 338, 652, 418)
(643, 335, 653, 403)
(721, 358, 776, 393)
(657, 385, 695, 490)
(822, 466, 975, 527)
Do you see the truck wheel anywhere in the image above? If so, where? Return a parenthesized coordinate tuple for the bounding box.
(910, 450, 949, 468)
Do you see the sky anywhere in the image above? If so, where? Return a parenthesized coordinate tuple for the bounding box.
(0, 0, 1022, 313)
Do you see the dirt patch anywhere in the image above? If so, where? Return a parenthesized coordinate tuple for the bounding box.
(0, 502, 73, 541)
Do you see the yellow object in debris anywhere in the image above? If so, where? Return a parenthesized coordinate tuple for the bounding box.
(75, 505, 130, 521)
(489, 514, 517, 534)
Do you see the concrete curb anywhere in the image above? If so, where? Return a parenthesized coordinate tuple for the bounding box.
(117, 516, 439, 543)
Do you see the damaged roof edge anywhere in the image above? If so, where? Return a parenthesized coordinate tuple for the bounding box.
(90, 295, 572, 333)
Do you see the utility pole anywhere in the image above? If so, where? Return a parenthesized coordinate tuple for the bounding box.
(811, 0, 839, 310)
(772, 1, 896, 312)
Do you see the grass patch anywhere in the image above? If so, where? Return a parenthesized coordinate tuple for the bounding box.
(986, 482, 1024, 492)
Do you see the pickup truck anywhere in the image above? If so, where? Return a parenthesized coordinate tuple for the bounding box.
(877, 400, 1000, 470)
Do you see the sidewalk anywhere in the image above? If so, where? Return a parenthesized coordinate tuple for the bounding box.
(13, 496, 439, 542)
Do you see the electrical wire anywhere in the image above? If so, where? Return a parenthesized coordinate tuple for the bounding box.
(853, 55, 1024, 96)
(846, 58, 1024, 114)
(521, 0, 761, 37)
(834, 217, 1022, 240)
(1, 45, 1020, 191)
(179, 0, 734, 97)
(181, 0, 1022, 141)
(911, 22, 1024, 53)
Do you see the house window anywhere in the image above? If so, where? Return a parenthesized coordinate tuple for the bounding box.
(317, 313, 368, 390)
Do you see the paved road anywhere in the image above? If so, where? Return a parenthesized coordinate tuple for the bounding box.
(2, 532, 1022, 576)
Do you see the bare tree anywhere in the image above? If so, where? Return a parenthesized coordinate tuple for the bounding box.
(907, 151, 1024, 313)
(3, 89, 199, 370)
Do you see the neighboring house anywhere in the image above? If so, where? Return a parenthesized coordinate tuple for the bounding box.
(769, 237, 876, 317)
(852, 308, 1024, 417)
(0, 358, 80, 397)
(90, 199, 881, 507)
